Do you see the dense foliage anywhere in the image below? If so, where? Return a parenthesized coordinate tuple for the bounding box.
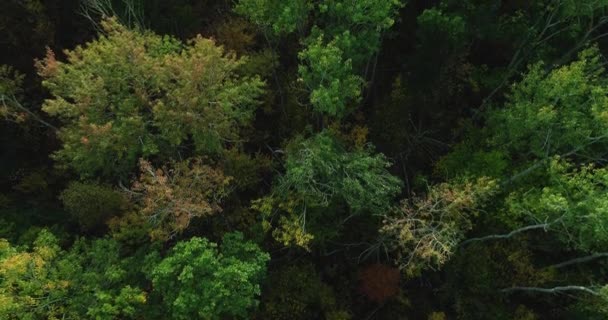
(4, 0, 608, 319)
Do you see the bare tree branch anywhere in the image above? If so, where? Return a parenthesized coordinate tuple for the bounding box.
(460, 217, 562, 247)
(0, 94, 58, 131)
(550, 253, 608, 269)
(501, 285, 601, 296)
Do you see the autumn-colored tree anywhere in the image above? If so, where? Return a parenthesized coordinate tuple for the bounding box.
(358, 263, 401, 303)
(38, 18, 264, 178)
(128, 158, 232, 241)
(381, 177, 497, 276)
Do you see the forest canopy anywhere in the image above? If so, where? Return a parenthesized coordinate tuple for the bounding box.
(3, 0, 608, 319)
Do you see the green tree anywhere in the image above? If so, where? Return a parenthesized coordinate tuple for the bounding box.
(431, 47, 608, 313)
(38, 18, 264, 178)
(256, 131, 401, 248)
(58, 237, 147, 319)
(0, 230, 147, 319)
(0, 230, 69, 319)
(318, 0, 403, 67)
(298, 33, 363, 117)
(278, 132, 401, 214)
(234, 0, 312, 36)
(147, 232, 269, 320)
(439, 47, 608, 180)
(505, 158, 608, 252)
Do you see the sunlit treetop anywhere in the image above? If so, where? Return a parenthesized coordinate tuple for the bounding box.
(38, 17, 265, 178)
(298, 32, 363, 117)
(438, 47, 608, 179)
(148, 232, 269, 320)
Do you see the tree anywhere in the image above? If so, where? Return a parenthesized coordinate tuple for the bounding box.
(487, 48, 608, 164)
(504, 158, 608, 252)
(235, 0, 403, 118)
(278, 132, 401, 214)
(431, 46, 608, 312)
(358, 263, 401, 303)
(298, 33, 363, 117)
(0, 230, 69, 318)
(147, 232, 269, 320)
(60, 181, 127, 232)
(256, 131, 402, 248)
(318, 0, 403, 67)
(0, 229, 147, 319)
(127, 158, 232, 241)
(58, 236, 148, 319)
(381, 177, 497, 276)
(38, 18, 264, 178)
(439, 47, 608, 180)
(234, 0, 312, 36)
(0, 64, 57, 130)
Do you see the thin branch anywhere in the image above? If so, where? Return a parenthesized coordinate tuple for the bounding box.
(550, 252, 608, 269)
(460, 218, 559, 247)
(501, 285, 601, 296)
(501, 134, 608, 187)
(118, 180, 142, 195)
(1, 95, 58, 131)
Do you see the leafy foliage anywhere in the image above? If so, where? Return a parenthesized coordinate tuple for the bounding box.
(147, 232, 269, 320)
(60, 182, 126, 231)
(296, 0, 402, 117)
(298, 33, 363, 117)
(381, 177, 497, 276)
(254, 132, 401, 248)
(506, 158, 608, 252)
(488, 49, 608, 160)
(235, 0, 312, 36)
(432, 41, 608, 318)
(5, 0, 608, 319)
(38, 18, 264, 178)
(128, 159, 232, 241)
(0, 230, 147, 319)
(440, 47, 608, 178)
(318, 0, 403, 66)
(278, 132, 401, 215)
